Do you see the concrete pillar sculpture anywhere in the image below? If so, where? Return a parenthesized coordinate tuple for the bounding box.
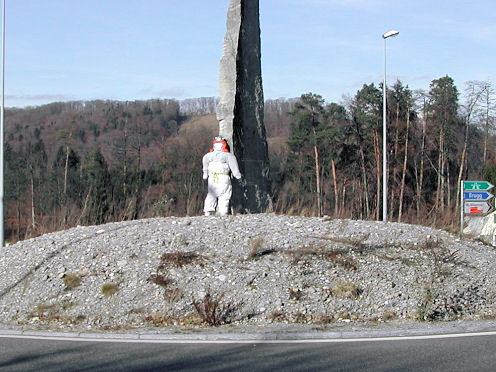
(217, 0, 273, 213)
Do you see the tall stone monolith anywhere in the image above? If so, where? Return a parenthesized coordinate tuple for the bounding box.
(217, 0, 273, 213)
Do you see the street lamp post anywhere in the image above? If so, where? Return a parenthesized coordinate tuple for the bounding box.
(382, 29, 399, 222)
(0, 0, 5, 246)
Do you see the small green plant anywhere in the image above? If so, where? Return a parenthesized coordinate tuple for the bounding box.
(63, 273, 82, 289)
(30, 304, 59, 320)
(192, 291, 236, 326)
(332, 281, 361, 299)
(101, 282, 119, 297)
(143, 313, 203, 327)
(60, 299, 75, 311)
(382, 311, 398, 321)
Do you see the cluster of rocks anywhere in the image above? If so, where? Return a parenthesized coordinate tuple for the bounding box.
(1, 214, 496, 331)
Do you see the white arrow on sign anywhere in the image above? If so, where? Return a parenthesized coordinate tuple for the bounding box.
(464, 201, 494, 215)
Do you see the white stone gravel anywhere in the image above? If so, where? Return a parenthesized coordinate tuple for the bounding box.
(1, 214, 496, 331)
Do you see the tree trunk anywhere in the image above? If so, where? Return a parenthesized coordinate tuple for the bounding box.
(314, 144, 322, 217)
(435, 126, 445, 215)
(398, 107, 410, 222)
(341, 182, 347, 218)
(373, 130, 381, 221)
(64, 146, 69, 198)
(358, 147, 370, 218)
(416, 100, 427, 221)
(30, 169, 36, 231)
(78, 185, 93, 225)
(123, 126, 128, 197)
(390, 102, 400, 217)
(331, 159, 338, 217)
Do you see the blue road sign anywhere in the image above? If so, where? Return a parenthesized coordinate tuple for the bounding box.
(463, 191, 494, 201)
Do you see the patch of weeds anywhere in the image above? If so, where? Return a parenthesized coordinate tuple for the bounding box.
(286, 246, 357, 271)
(416, 285, 436, 321)
(247, 237, 277, 260)
(63, 273, 82, 289)
(29, 303, 59, 321)
(382, 311, 398, 321)
(324, 234, 370, 254)
(98, 324, 138, 331)
(164, 288, 183, 302)
(148, 273, 181, 302)
(312, 315, 336, 324)
(428, 247, 465, 277)
(101, 282, 119, 297)
(479, 312, 496, 320)
(192, 291, 236, 326)
(443, 226, 456, 234)
(417, 284, 485, 321)
(286, 247, 313, 264)
(332, 281, 362, 299)
(336, 312, 352, 321)
(374, 253, 418, 267)
(289, 288, 304, 300)
(28, 302, 83, 324)
(159, 251, 203, 268)
(417, 237, 442, 250)
(267, 310, 286, 322)
(129, 307, 146, 314)
(400, 257, 417, 266)
(143, 313, 203, 327)
(323, 250, 358, 271)
(292, 312, 308, 323)
(475, 237, 495, 247)
(148, 274, 174, 287)
(60, 299, 75, 311)
(246, 276, 258, 290)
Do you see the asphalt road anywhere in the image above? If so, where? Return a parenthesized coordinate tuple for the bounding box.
(1, 334, 496, 371)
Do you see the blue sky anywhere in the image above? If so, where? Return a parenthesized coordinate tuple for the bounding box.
(5, 0, 496, 108)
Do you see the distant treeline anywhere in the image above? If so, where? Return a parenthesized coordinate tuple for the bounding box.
(4, 75, 496, 242)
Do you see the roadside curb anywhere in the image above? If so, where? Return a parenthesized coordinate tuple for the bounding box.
(2, 320, 496, 342)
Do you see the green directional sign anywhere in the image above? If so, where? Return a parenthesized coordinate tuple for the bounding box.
(463, 181, 494, 191)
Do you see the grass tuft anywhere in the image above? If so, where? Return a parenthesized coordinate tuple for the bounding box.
(63, 273, 82, 289)
(101, 282, 119, 297)
(333, 281, 362, 299)
(289, 288, 304, 300)
(160, 251, 203, 267)
(286, 246, 357, 270)
(192, 291, 236, 326)
(148, 274, 174, 287)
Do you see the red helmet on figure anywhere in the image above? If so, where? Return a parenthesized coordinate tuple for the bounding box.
(210, 136, 229, 152)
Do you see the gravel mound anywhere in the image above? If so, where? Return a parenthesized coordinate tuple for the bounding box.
(1, 214, 496, 331)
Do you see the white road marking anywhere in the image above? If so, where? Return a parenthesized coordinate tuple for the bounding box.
(1, 331, 496, 344)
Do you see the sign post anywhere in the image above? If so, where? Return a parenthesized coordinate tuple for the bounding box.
(461, 180, 495, 236)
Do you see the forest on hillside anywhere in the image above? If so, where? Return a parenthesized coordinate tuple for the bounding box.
(3, 76, 496, 243)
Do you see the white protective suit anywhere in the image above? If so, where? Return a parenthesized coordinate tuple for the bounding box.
(202, 142, 242, 216)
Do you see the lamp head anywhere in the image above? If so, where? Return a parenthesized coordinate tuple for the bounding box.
(382, 30, 399, 39)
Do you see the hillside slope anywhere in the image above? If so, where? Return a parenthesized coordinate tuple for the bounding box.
(1, 215, 495, 331)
